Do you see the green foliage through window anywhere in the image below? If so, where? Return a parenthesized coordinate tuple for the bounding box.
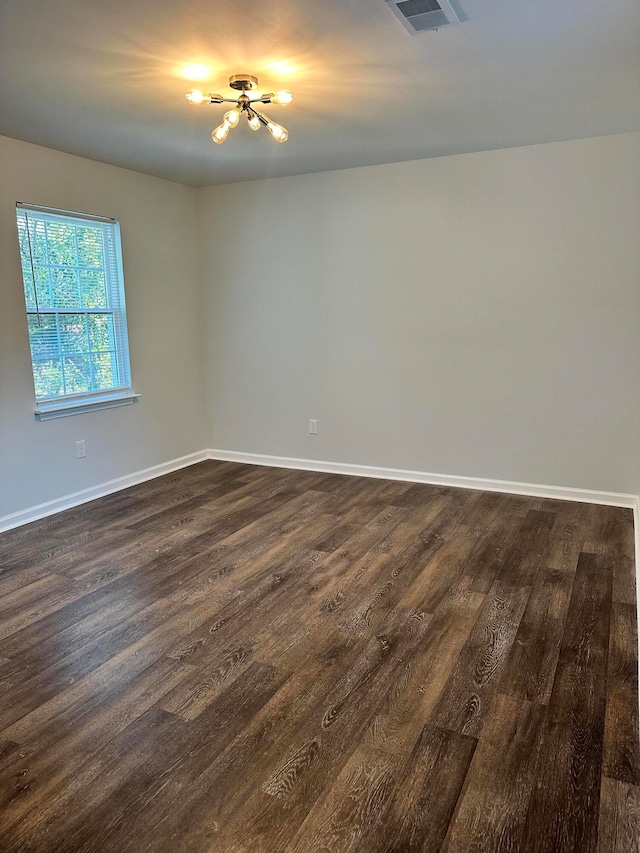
(16, 205, 131, 403)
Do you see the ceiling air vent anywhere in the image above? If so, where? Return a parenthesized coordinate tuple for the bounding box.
(386, 0, 462, 34)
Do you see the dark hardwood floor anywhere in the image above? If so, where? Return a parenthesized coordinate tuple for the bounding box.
(0, 460, 638, 852)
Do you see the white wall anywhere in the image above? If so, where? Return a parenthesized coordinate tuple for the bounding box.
(0, 136, 206, 518)
(2, 132, 638, 521)
(198, 133, 640, 496)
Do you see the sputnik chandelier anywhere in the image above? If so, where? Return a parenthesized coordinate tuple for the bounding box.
(185, 74, 293, 144)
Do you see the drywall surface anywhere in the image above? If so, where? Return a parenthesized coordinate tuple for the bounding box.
(0, 136, 206, 517)
(198, 132, 640, 495)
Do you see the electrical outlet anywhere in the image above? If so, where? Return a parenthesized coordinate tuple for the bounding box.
(76, 440, 86, 459)
(308, 419, 318, 435)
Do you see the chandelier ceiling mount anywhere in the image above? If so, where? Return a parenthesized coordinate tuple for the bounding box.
(228, 74, 259, 91)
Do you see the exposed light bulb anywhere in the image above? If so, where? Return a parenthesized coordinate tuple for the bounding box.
(272, 89, 293, 106)
(247, 113, 261, 131)
(224, 108, 241, 128)
(211, 121, 231, 144)
(186, 89, 206, 104)
(267, 121, 288, 143)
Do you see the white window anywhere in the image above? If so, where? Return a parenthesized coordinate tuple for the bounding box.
(16, 203, 137, 419)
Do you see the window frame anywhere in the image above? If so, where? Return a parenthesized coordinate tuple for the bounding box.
(15, 202, 139, 420)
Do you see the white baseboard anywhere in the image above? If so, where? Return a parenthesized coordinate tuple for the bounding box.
(3, 446, 638, 532)
(0, 450, 208, 533)
(206, 448, 640, 510)
(2, 444, 639, 563)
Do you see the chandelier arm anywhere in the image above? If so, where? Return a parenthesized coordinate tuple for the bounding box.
(248, 106, 270, 126)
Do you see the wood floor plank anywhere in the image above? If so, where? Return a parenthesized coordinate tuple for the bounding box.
(286, 744, 406, 853)
(0, 573, 80, 640)
(0, 656, 195, 833)
(519, 551, 613, 853)
(3, 662, 288, 853)
(500, 566, 575, 704)
(0, 488, 334, 677)
(429, 579, 531, 737)
(462, 494, 528, 594)
(131, 633, 380, 852)
(546, 500, 591, 573)
(0, 462, 636, 853)
(379, 725, 476, 853)
(363, 585, 484, 756)
(315, 499, 448, 619)
(583, 505, 636, 608)
(498, 508, 557, 587)
(597, 776, 640, 853)
(0, 596, 182, 731)
(603, 601, 640, 785)
(211, 612, 432, 852)
(442, 693, 545, 851)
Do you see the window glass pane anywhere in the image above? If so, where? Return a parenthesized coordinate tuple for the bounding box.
(46, 221, 76, 266)
(33, 359, 65, 399)
(50, 268, 80, 310)
(80, 270, 107, 308)
(28, 315, 58, 359)
(63, 355, 91, 393)
(76, 225, 103, 269)
(87, 314, 113, 351)
(58, 314, 87, 355)
(29, 220, 48, 264)
(18, 221, 31, 265)
(33, 268, 52, 309)
(22, 267, 36, 310)
(91, 352, 117, 389)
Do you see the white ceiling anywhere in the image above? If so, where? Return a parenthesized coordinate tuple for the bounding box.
(1, 0, 639, 186)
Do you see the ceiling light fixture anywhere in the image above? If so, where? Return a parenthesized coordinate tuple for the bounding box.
(185, 74, 292, 145)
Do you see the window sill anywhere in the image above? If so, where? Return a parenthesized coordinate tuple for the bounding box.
(35, 392, 141, 421)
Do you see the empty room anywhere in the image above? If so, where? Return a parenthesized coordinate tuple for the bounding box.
(0, 1, 639, 851)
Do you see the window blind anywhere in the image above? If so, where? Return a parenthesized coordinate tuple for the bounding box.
(16, 203, 132, 405)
